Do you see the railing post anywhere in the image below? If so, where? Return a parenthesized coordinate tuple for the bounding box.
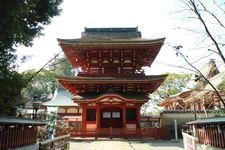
(110, 127, 112, 139)
(95, 128, 98, 139)
(124, 128, 127, 139)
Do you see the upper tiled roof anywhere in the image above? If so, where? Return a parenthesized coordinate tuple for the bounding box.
(81, 27, 141, 39)
(57, 27, 165, 44)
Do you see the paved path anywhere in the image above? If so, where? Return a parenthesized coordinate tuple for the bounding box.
(70, 138, 184, 150)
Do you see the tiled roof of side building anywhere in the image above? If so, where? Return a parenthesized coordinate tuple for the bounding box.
(204, 71, 225, 90)
(42, 87, 78, 107)
(187, 116, 225, 125)
(0, 116, 46, 125)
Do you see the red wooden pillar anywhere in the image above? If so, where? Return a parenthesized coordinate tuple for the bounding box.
(82, 105, 87, 128)
(96, 103, 100, 128)
(96, 104, 100, 138)
(122, 103, 126, 128)
(136, 105, 141, 128)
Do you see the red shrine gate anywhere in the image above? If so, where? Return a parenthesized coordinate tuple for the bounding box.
(57, 27, 168, 138)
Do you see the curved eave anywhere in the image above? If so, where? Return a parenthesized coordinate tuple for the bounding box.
(57, 37, 165, 45)
(58, 38, 165, 68)
(41, 104, 78, 107)
(57, 74, 167, 96)
(56, 74, 168, 83)
(58, 39, 165, 50)
(74, 93, 148, 104)
(159, 97, 178, 106)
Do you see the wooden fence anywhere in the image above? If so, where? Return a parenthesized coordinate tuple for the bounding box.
(0, 125, 37, 150)
(183, 125, 225, 149)
(39, 134, 70, 150)
(63, 127, 169, 139)
(196, 125, 225, 148)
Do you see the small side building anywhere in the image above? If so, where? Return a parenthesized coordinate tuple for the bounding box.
(0, 117, 45, 150)
(183, 116, 225, 149)
(41, 87, 82, 129)
(159, 59, 224, 138)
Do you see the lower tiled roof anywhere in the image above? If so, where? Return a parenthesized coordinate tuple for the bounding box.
(78, 92, 149, 100)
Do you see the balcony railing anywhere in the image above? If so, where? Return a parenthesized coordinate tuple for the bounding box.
(57, 127, 169, 139)
(78, 73, 145, 77)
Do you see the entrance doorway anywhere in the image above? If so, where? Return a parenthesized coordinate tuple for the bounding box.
(100, 107, 122, 128)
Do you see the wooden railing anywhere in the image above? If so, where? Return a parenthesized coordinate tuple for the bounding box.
(182, 132, 197, 150)
(196, 125, 225, 148)
(66, 127, 169, 139)
(78, 73, 145, 77)
(0, 125, 37, 150)
(39, 134, 70, 150)
(183, 125, 225, 149)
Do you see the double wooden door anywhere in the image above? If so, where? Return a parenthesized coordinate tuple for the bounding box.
(100, 107, 122, 128)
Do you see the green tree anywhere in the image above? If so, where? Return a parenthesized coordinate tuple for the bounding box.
(157, 73, 191, 99)
(141, 73, 190, 115)
(22, 56, 74, 104)
(22, 69, 57, 103)
(0, 0, 62, 116)
(0, 70, 26, 115)
(0, 0, 62, 55)
(48, 56, 74, 76)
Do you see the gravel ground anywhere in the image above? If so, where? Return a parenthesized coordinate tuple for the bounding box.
(70, 138, 184, 150)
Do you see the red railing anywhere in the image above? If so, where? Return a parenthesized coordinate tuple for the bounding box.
(196, 125, 225, 148)
(182, 125, 225, 149)
(0, 125, 37, 150)
(66, 127, 169, 139)
(78, 73, 145, 77)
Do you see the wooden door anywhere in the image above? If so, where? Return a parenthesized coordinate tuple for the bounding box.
(100, 107, 122, 128)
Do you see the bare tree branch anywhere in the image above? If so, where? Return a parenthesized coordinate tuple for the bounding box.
(198, 0, 225, 29)
(188, 0, 225, 64)
(213, 0, 225, 14)
(27, 52, 61, 83)
(173, 45, 225, 108)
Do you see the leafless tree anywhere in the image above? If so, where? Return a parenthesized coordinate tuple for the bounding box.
(180, 0, 225, 63)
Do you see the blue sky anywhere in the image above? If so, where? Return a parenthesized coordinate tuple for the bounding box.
(16, 0, 225, 74)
